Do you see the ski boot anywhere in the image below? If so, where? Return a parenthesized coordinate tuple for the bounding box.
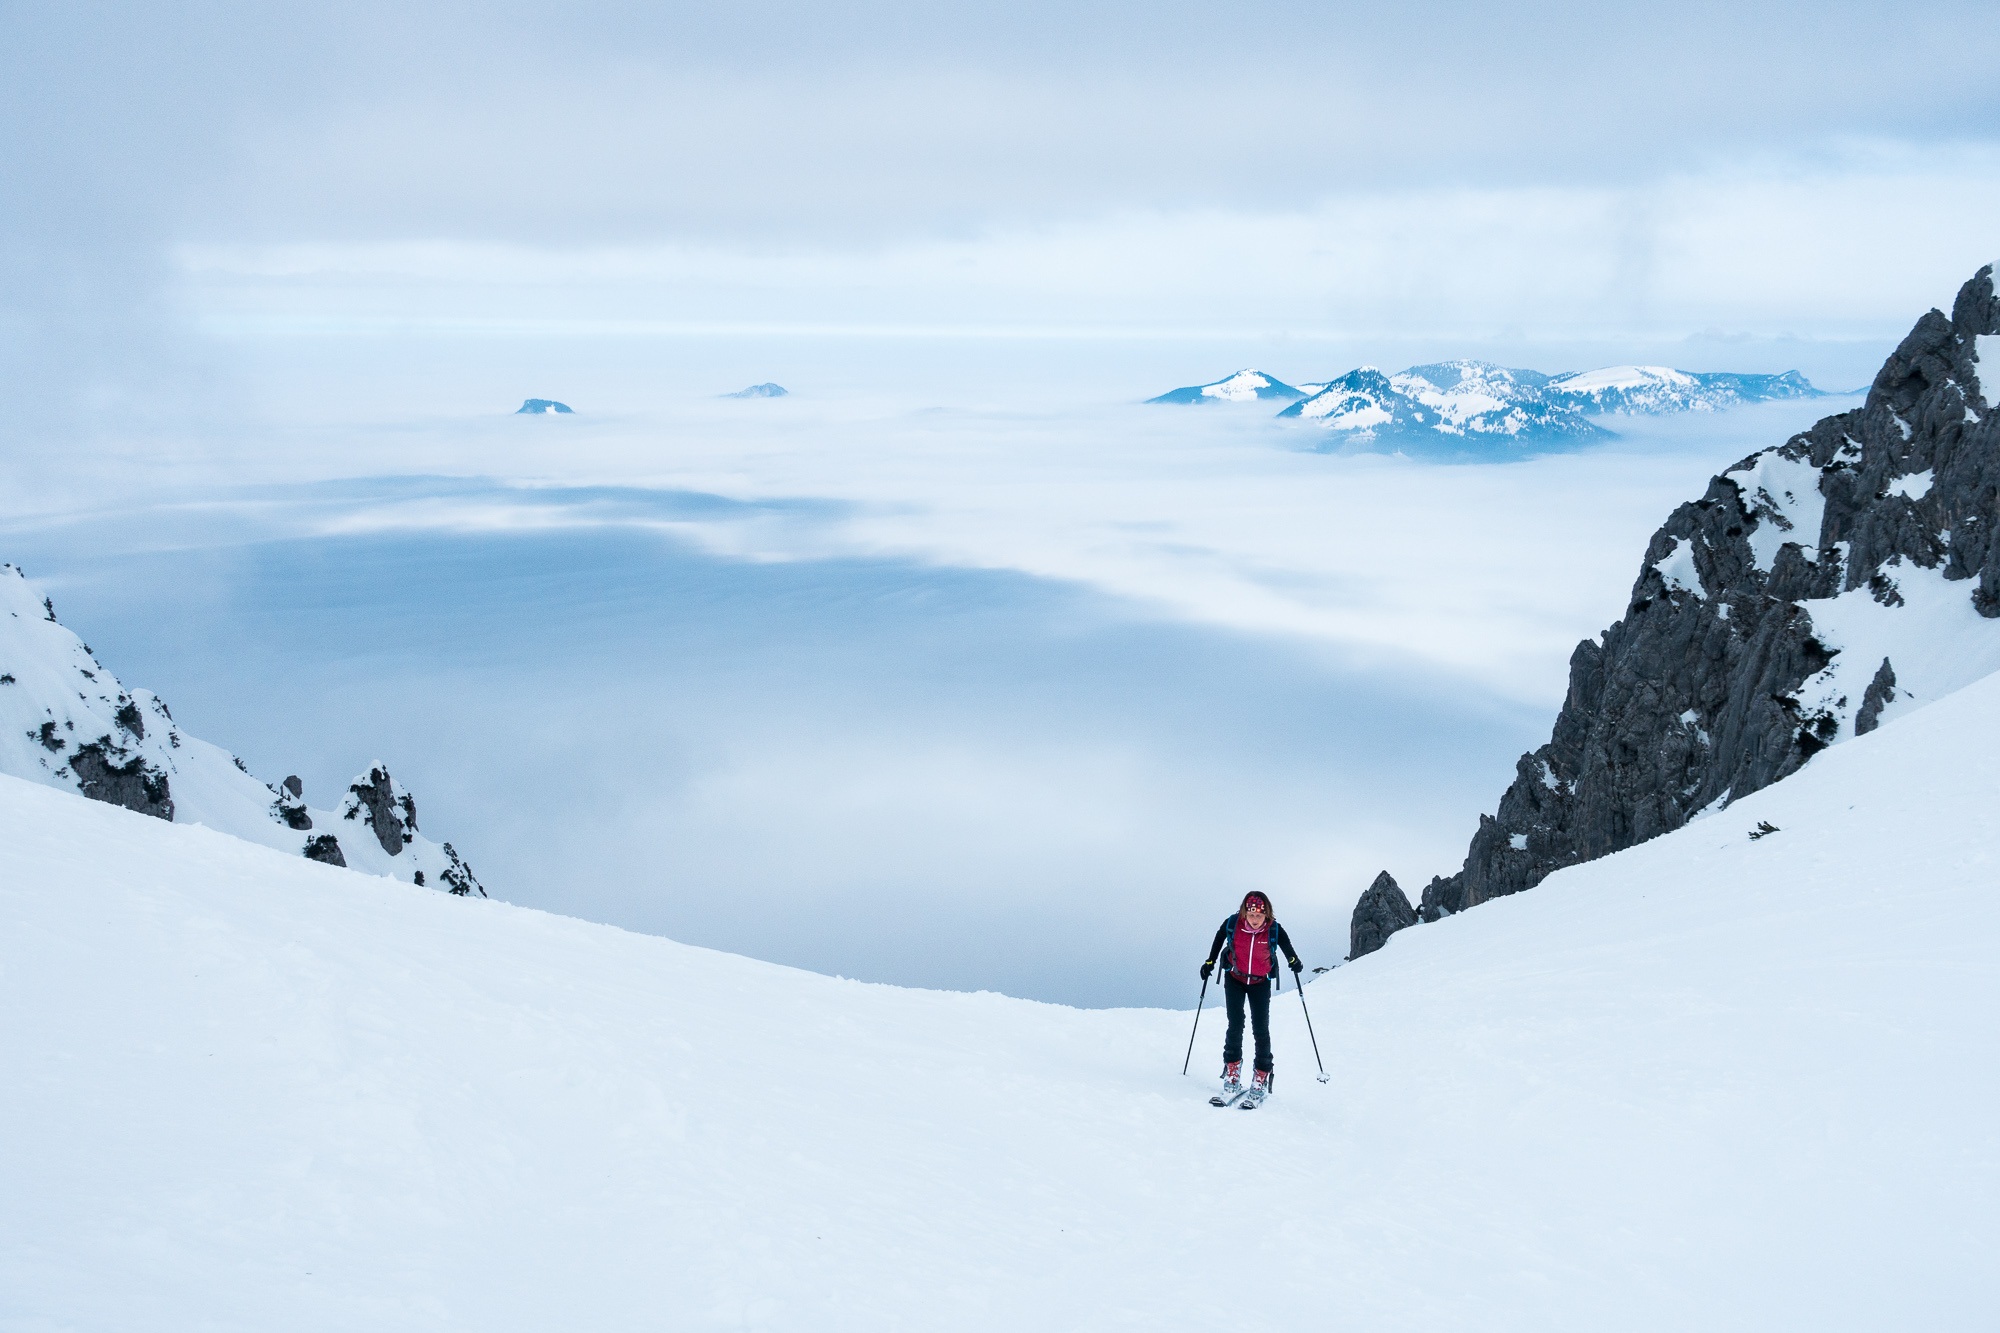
(1239, 1066, 1272, 1109)
(1209, 1060, 1243, 1106)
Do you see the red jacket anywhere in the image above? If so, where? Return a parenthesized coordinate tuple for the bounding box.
(1231, 920, 1272, 980)
(1206, 908, 1300, 983)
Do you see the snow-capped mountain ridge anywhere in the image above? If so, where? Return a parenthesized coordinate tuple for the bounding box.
(0, 564, 482, 893)
(1155, 358, 1825, 454)
(1349, 261, 2000, 946)
(1545, 365, 1821, 414)
(1276, 362, 1609, 456)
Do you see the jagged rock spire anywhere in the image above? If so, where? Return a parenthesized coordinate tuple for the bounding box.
(1349, 871, 1417, 960)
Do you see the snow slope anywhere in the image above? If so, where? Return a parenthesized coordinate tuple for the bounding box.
(5, 668, 1995, 1329)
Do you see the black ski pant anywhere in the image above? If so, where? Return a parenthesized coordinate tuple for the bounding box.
(1223, 974, 1273, 1073)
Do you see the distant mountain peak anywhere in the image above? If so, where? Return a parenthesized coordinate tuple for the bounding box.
(1276, 364, 1609, 457)
(725, 383, 789, 399)
(1545, 367, 1821, 414)
(517, 399, 574, 414)
(1147, 369, 1306, 405)
(1395, 360, 1554, 394)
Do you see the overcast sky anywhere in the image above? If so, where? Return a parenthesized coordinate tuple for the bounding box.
(7, 0, 1999, 430)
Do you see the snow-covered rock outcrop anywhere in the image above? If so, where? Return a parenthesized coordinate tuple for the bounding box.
(1347, 869, 1416, 959)
(1146, 369, 1306, 404)
(0, 565, 483, 894)
(724, 382, 789, 398)
(1362, 262, 2000, 936)
(516, 398, 574, 414)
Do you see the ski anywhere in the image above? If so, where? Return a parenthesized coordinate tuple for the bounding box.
(1238, 1088, 1267, 1110)
(1209, 1087, 1247, 1108)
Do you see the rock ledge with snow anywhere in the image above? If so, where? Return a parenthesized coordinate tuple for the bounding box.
(0, 566, 484, 895)
(1360, 262, 2000, 939)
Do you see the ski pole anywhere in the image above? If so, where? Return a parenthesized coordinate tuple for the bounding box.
(1181, 969, 1211, 1075)
(1294, 971, 1330, 1083)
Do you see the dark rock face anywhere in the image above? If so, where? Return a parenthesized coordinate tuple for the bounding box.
(438, 841, 485, 897)
(271, 773, 313, 829)
(1349, 871, 1417, 959)
(303, 834, 347, 867)
(68, 740, 173, 820)
(1377, 264, 2000, 932)
(1855, 658, 1899, 736)
(345, 765, 415, 856)
(270, 789, 310, 832)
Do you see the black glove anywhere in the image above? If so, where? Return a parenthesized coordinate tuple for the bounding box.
(1200, 960, 1214, 981)
(1288, 956, 1304, 974)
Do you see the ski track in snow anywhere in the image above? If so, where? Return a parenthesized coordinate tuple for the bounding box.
(5, 662, 1999, 1329)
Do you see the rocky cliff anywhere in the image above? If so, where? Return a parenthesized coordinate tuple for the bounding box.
(1352, 262, 2000, 953)
(0, 565, 484, 895)
(1349, 871, 1416, 959)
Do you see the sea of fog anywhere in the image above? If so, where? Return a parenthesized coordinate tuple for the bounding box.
(0, 329, 1869, 1006)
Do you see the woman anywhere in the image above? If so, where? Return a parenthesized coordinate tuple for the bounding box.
(1200, 891, 1303, 1104)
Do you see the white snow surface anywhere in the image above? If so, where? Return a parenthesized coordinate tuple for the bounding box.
(1976, 334, 2000, 405)
(1793, 559, 2000, 741)
(1301, 397, 1393, 430)
(1652, 536, 1704, 597)
(1292, 362, 1552, 437)
(0, 564, 472, 889)
(1726, 450, 1826, 571)
(1542, 364, 1810, 415)
(1198, 369, 1279, 401)
(6, 663, 1999, 1329)
(1886, 470, 1934, 500)
(1387, 362, 1542, 433)
(1548, 364, 1696, 393)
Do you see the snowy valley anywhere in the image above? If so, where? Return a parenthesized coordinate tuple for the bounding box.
(3, 626, 1994, 1329)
